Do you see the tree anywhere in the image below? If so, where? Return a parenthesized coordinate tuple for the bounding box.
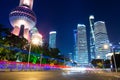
(91, 59, 104, 68)
(49, 48, 60, 58)
(104, 60, 110, 68)
(0, 27, 28, 61)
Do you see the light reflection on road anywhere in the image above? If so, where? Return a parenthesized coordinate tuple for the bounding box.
(18, 78, 38, 80)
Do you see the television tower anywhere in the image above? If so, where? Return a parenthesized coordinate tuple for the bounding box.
(9, 0, 36, 41)
(89, 15, 96, 61)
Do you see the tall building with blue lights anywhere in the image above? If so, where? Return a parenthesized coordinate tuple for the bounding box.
(94, 21, 110, 59)
(74, 24, 88, 64)
(73, 29, 77, 62)
(89, 15, 96, 61)
(49, 31, 57, 48)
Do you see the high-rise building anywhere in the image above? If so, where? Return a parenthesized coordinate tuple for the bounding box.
(49, 31, 57, 48)
(76, 24, 88, 64)
(9, 0, 36, 41)
(73, 29, 77, 62)
(94, 21, 110, 59)
(89, 15, 96, 61)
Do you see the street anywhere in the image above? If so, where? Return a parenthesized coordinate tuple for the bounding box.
(0, 70, 120, 80)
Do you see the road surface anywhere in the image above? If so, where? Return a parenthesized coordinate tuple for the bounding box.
(0, 70, 120, 80)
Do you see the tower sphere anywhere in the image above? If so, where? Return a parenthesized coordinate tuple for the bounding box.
(89, 15, 94, 19)
(9, 5, 36, 30)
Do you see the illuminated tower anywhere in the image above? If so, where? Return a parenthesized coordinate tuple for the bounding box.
(49, 31, 57, 48)
(76, 24, 88, 64)
(94, 21, 110, 59)
(9, 0, 36, 41)
(73, 30, 77, 62)
(89, 15, 96, 61)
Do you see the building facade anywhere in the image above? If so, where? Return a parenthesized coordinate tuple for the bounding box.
(75, 24, 88, 64)
(94, 21, 110, 59)
(49, 31, 57, 48)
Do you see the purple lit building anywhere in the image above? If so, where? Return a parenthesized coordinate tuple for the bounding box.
(9, 0, 36, 41)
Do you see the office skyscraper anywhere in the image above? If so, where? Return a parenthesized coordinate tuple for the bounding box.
(49, 31, 57, 48)
(94, 21, 110, 59)
(89, 15, 96, 61)
(9, 0, 36, 41)
(75, 24, 88, 64)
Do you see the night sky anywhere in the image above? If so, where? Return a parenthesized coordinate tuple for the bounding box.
(0, 0, 120, 54)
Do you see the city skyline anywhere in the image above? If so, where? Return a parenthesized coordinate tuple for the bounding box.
(0, 0, 120, 54)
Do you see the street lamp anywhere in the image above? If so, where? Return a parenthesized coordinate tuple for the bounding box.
(111, 47, 117, 73)
(104, 43, 118, 73)
(27, 33, 43, 67)
(27, 41, 32, 67)
(102, 44, 109, 68)
(103, 44, 109, 50)
(107, 43, 118, 73)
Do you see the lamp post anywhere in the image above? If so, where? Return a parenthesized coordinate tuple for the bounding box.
(103, 44, 118, 72)
(27, 38, 39, 67)
(27, 33, 43, 67)
(27, 42, 32, 67)
(108, 43, 118, 73)
(103, 44, 110, 69)
(112, 47, 117, 73)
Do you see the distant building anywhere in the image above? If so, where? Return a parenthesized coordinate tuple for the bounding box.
(74, 24, 88, 64)
(94, 21, 110, 59)
(49, 31, 57, 48)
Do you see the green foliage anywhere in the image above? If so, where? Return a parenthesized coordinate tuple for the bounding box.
(0, 27, 28, 61)
(31, 56, 37, 64)
(42, 58, 46, 64)
(91, 59, 104, 68)
(97, 62, 103, 68)
(0, 28, 63, 65)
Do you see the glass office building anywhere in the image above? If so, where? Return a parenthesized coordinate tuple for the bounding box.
(75, 24, 88, 64)
(94, 21, 110, 59)
(49, 31, 57, 48)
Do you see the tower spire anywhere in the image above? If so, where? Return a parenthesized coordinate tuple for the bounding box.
(89, 15, 96, 61)
(19, 0, 33, 9)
